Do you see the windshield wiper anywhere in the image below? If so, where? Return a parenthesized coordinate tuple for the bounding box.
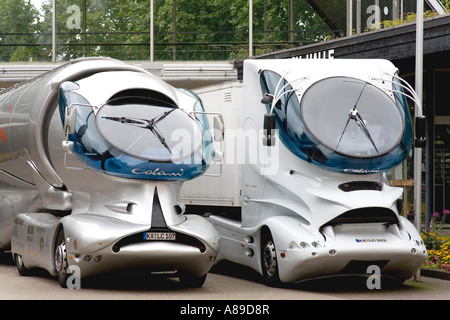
(146, 123, 171, 153)
(102, 108, 176, 128)
(101, 108, 176, 154)
(336, 84, 379, 154)
(352, 109, 379, 153)
(101, 116, 147, 127)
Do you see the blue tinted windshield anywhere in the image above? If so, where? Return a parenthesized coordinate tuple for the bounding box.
(58, 82, 212, 181)
(260, 71, 413, 174)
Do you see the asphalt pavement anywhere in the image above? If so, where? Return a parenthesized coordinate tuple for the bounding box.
(1, 252, 449, 302)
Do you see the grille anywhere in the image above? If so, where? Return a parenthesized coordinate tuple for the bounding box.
(322, 207, 399, 227)
(340, 260, 389, 274)
(112, 229, 206, 253)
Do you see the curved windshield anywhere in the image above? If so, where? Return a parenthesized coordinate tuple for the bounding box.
(301, 77, 404, 158)
(58, 81, 211, 181)
(260, 71, 413, 174)
(96, 101, 203, 163)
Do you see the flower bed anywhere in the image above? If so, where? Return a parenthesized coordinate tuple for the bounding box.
(421, 209, 450, 272)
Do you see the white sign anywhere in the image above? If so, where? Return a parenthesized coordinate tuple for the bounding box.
(292, 49, 335, 60)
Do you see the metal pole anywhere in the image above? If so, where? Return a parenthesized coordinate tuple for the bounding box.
(52, 0, 56, 63)
(172, 0, 176, 61)
(356, 0, 361, 35)
(346, 0, 352, 37)
(393, 0, 399, 20)
(264, 0, 267, 44)
(414, 0, 424, 282)
(82, 0, 86, 57)
(249, 0, 253, 57)
(289, 0, 294, 44)
(400, 0, 404, 18)
(150, 0, 154, 62)
(403, 159, 408, 217)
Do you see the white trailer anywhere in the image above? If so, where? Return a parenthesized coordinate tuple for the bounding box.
(181, 59, 427, 285)
(181, 81, 243, 209)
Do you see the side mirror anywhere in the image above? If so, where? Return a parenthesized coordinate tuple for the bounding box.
(193, 112, 224, 177)
(261, 94, 274, 104)
(212, 114, 224, 166)
(415, 116, 426, 148)
(61, 140, 74, 154)
(263, 113, 276, 147)
(64, 106, 77, 135)
(212, 150, 224, 162)
(213, 115, 224, 142)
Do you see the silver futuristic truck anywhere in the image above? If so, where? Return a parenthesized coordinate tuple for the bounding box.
(0, 57, 221, 288)
(181, 59, 428, 285)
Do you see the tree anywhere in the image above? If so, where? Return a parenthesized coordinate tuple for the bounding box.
(38, 0, 151, 60)
(154, 0, 331, 60)
(155, 0, 235, 60)
(0, 0, 39, 61)
(2, 0, 332, 62)
(229, 0, 332, 57)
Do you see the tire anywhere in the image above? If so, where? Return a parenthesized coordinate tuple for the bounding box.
(14, 253, 29, 276)
(54, 228, 69, 288)
(179, 273, 207, 288)
(261, 229, 280, 285)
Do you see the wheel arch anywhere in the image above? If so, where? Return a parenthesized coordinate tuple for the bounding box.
(257, 215, 314, 284)
(10, 213, 62, 277)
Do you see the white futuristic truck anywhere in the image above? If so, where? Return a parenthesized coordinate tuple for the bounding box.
(0, 57, 222, 288)
(180, 59, 428, 284)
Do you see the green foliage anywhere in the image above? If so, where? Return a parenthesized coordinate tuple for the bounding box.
(442, 0, 450, 11)
(422, 210, 450, 271)
(366, 9, 443, 32)
(1, 0, 331, 62)
(0, 0, 40, 61)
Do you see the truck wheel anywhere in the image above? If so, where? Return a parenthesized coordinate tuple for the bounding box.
(54, 228, 69, 288)
(14, 253, 29, 276)
(261, 230, 280, 285)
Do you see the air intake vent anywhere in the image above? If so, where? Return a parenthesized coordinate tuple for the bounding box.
(322, 207, 399, 227)
(338, 181, 383, 192)
(224, 91, 232, 102)
(340, 260, 389, 275)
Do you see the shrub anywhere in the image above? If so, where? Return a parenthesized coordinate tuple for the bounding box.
(422, 209, 450, 271)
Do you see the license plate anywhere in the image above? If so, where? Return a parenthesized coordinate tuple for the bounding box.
(144, 232, 176, 241)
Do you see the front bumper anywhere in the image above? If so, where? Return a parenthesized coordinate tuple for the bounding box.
(277, 223, 427, 283)
(63, 214, 219, 278)
(68, 239, 217, 278)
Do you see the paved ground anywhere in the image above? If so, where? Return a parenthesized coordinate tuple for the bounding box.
(1, 252, 449, 301)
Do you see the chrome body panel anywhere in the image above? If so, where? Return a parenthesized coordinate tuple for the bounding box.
(204, 59, 427, 283)
(12, 213, 61, 275)
(63, 213, 218, 278)
(1, 57, 220, 285)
